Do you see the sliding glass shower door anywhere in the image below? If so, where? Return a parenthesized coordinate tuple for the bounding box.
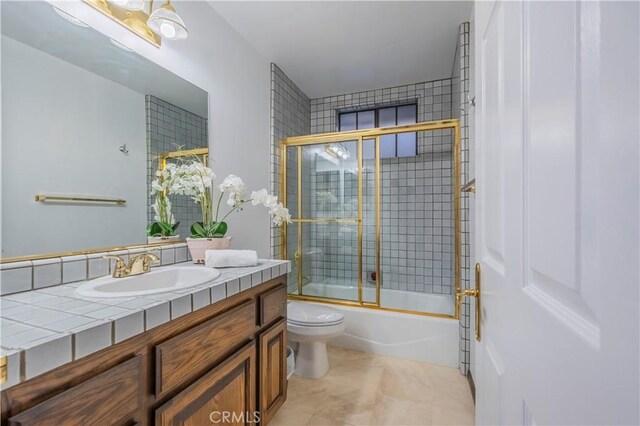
(282, 120, 461, 318)
(284, 140, 364, 303)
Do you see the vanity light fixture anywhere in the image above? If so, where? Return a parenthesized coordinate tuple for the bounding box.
(83, 0, 189, 47)
(53, 6, 90, 28)
(147, 0, 188, 40)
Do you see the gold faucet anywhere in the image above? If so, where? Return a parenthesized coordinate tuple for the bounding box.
(103, 251, 160, 278)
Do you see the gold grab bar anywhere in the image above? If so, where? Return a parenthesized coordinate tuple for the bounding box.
(455, 262, 482, 341)
(461, 178, 476, 193)
(35, 195, 126, 205)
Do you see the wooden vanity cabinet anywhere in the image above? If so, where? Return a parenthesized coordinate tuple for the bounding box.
(0, 276, 288, 426)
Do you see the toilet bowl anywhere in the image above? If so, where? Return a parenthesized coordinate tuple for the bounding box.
(287, 301, 345, 379)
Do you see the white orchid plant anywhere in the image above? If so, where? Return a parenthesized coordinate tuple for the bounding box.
(148, 164, 180, 238)
(162, 156, 291, 238)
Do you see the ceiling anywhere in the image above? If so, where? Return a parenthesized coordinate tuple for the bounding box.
(1, 1, 208, 117)
(209, 1, 472, 99)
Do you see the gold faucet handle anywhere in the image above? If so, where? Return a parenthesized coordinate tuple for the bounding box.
(144, 251, 160, 264)
(137, 251, 161, 271)
(103, 255, 126, 268)
(103, 255, 127, 278)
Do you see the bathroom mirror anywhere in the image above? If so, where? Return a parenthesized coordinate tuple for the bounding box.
(0, 1, 208, 259)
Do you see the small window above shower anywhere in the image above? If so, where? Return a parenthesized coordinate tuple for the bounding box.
(338, 104, 417, 159)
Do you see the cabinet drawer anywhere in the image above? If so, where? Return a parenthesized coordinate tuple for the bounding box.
(258, 284, 287, 326)
(155, 300, 256, 396)
(8, 356, 142, 426)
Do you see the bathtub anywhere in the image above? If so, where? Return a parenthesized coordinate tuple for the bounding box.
(296, 283, 459, 367)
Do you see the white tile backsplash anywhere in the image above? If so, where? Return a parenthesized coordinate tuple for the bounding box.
(0, 265, 32, 295)
(32, 259, 62, 289)
(161, 247, 175, 265)
(62, 256, 88, 283)
(0, 243, 207, 296)
(87, 254, 110, 280)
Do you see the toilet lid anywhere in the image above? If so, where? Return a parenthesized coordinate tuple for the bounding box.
(288, 302, 344, 326)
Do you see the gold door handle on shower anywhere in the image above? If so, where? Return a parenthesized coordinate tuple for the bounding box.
(294, 250, 301, 265)
(455, 262, 482, 341)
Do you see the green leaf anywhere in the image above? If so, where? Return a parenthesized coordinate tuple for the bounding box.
(190, 222, 207, 238)
(146, 222, 163, 237)
(211, 221, 228, 237)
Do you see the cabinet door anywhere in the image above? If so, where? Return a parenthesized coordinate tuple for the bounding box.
(156, 342, 256, 426)
(258, 318, 287, 425)
(8, 356, 142, 426)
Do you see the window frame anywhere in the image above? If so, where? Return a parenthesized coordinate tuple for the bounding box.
(338, 103, 418, 158)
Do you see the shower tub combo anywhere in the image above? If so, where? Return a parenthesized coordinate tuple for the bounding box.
(280, 119, 467, 368)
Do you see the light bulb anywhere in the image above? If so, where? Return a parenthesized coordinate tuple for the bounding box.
(111, 0, 129, 6)
(160, 22, 176, 38)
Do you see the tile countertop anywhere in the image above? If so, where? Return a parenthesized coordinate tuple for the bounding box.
(0, 259, 291, 390)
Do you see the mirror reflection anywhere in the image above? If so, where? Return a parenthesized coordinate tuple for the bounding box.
(0, 1, 208, 259)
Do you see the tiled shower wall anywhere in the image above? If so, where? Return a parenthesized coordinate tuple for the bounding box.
(269, 64, 311, 294)
(309, 80, 455, 295)
(146, 95, 208, 239)
(453, 22, 472, 374)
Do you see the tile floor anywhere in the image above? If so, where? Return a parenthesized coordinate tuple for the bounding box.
(271, 346, 475, 426)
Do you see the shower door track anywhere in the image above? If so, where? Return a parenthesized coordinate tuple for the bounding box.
(280, 119, 462, 320)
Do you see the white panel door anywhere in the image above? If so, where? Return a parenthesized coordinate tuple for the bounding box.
(474, 1, 639, 425)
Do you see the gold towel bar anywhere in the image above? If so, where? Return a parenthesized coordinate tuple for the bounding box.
(35, 195, 126, 205)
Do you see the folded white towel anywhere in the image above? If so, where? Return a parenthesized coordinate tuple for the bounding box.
(205, 250, 258, 268)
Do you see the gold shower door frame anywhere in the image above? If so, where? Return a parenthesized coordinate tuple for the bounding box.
(281, 119, 461, 320)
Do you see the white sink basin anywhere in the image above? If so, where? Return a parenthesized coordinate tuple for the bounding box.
(74, 266, 222, 298)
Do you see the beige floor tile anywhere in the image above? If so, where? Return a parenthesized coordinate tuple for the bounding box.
(432, 406, 475, 426)
(310, 383, 377, 425)
(279, 347, 475, 426)
(269, 403, 314, 426)
(430, 377, 474, 414)
(378, 358, 434, 404)
(286, 376, 332, 415)
(370, 394, 432, 426)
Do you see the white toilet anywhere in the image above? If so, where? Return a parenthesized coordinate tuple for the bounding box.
(287, 301, 345, 379)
